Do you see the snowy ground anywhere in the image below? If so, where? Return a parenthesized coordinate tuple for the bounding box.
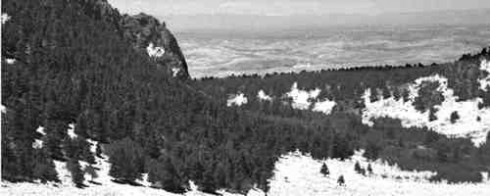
(0, 152, 264, 196)
(362, 60, 490, 146)
(1, 138, 264, 196)
(6, 150, 489, 196)
(268, 150, 490, 196)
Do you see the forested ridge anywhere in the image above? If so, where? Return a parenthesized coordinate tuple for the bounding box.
(1, 0, 357, 193)
(195, 49, 490, 111)
(1, 0, 490, 195)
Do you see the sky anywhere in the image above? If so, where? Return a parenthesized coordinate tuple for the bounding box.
(108, 0, 490, 16)
(107, 0, 490, 31)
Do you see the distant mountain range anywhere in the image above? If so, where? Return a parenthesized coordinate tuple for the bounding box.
(160, 8, 490, 33)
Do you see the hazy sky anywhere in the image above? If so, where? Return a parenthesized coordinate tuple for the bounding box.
(109, 0, 490, 16)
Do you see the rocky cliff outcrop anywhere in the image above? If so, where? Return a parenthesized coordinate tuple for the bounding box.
(120, 13, 190, 80)
(73, 0, 190, 79)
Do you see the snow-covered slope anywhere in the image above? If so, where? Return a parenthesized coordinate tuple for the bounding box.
(362, 60, 490, 146)
(268, 150, 490, 196)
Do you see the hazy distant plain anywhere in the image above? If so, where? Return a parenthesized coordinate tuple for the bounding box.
(176, 24, 490, 78)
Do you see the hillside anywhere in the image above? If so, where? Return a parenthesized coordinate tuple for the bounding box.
(1, 0, 359, 194)
(193, 49, 490, 184)
(1, 0, 490, 195)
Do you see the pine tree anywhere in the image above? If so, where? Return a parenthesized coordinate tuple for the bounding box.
(213, 163, 227, 188)
(320, 162, 329, 176)
(66, 158, 85, 187)
(32, 149, 59, 183)
(450, 111, 460, 124)
(107, 137, 145, 183)
(369, 88, 379, 102)
(147, 156, 186, 193)
(337, 175, 345, 186)
(402, 88, 410, 102)
(44, 120, 67, 160)
(95, 143, 103, 158)
(367, 163, 373, 175)
(84, 164, 98, 182)
(429, 108, 438, 122)
(201, 167, 217, 194)
(76, 138, 96, 164)
(354, 161, 361, 173)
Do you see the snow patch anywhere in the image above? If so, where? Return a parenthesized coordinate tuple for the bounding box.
(257, 90, 272, 101)
(32, 139, 44, 149)
(86, 139, 98, 154)
(185, 180, 206, 196)
(227, 93, 248, 106)
(1, 104, 6, 113)
(67, 123, 77, 139)
(244, 188, 266, 196)
(362, 73, 490, 146)
(147, 43, 165, 58)
(1, 13, 10, 25)
(216, 186, 265, 196)
(482, 172, 489, 183)
(172, 67, 181, 77)
(479, 59, 490, 91)
(312, 98, 337, 115)
(285, 82, 321, 110)
(36, 126, 46, 135)
(135, 173, 152, 187)
(268, 150, 490, 196)
(5, 58, 16, 64)
(33, 126, 46, 149)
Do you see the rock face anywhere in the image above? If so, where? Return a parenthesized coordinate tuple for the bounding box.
(72, 0, 190, 79)
(121, 13, 190, 80)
